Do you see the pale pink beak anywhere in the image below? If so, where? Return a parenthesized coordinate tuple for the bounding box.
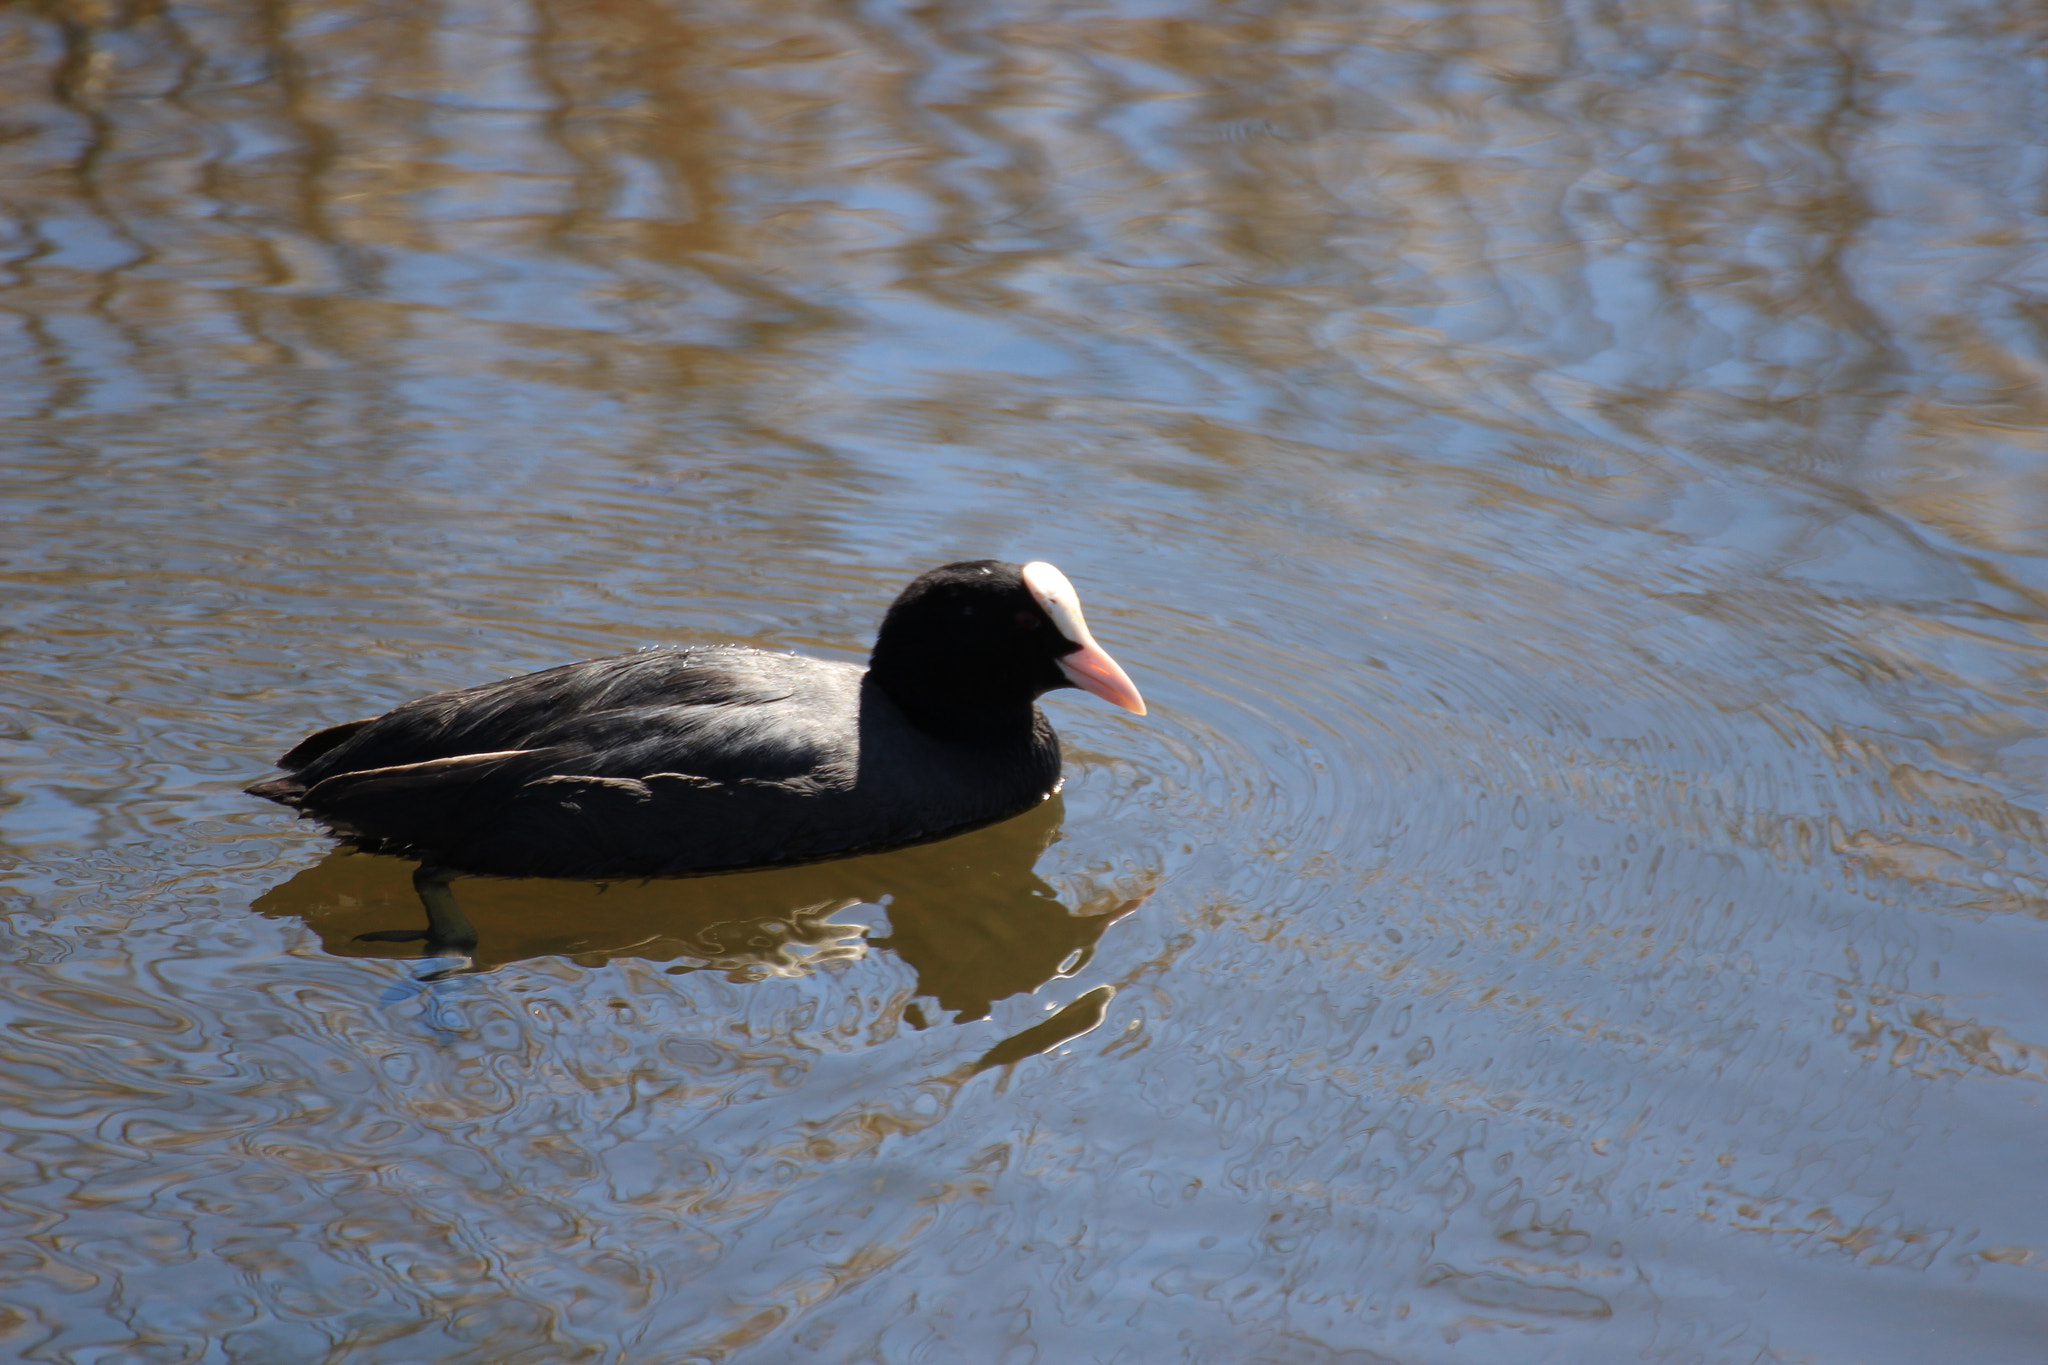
(1058, 641, 1147, 716)
(1022, 561, 1147, 717)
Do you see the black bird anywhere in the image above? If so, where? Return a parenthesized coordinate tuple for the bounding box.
(248, 560, 1145, 954)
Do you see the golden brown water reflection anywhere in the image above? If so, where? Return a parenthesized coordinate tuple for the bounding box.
(6, 0, 2048, 1360)
(254, 798, 1142, 1024)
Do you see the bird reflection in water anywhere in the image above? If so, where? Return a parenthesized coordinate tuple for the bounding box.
(252, 796, 1143, 1030)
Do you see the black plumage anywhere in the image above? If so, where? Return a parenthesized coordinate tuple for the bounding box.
(248, 561, 1144, 951)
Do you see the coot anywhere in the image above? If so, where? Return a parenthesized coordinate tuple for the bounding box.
(249, 560, 1145, 952)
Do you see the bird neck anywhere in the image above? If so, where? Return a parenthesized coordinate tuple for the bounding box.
(864, 655, 1042, 745)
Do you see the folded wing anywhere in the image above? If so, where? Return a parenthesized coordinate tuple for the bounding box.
(250, 648, 855, 877)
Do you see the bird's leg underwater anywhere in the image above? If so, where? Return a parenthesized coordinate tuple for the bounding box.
(353, 863, 480, 958)
(412, 864, 479, 955)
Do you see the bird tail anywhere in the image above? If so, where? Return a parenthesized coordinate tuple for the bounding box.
(245, 776, 308, 807)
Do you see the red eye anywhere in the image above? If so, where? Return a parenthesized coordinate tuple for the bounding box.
(1015, 610, 1041, 630)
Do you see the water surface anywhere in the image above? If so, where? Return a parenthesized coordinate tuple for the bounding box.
(6, 0, 2048, 1360)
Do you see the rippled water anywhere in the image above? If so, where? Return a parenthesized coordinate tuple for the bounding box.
(7, 0, 2048, 1359)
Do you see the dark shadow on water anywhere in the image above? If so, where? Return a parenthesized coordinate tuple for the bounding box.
(251, 796, 1141, 1023)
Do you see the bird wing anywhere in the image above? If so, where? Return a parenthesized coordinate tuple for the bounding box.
(291, 748, 564, 848)
(278, 717, 378, 770)
(290, 697, 849, 876)
(282, 647, 807, 785)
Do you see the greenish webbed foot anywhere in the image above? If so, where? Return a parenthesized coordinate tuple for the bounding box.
(352, 864, 480, 960)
